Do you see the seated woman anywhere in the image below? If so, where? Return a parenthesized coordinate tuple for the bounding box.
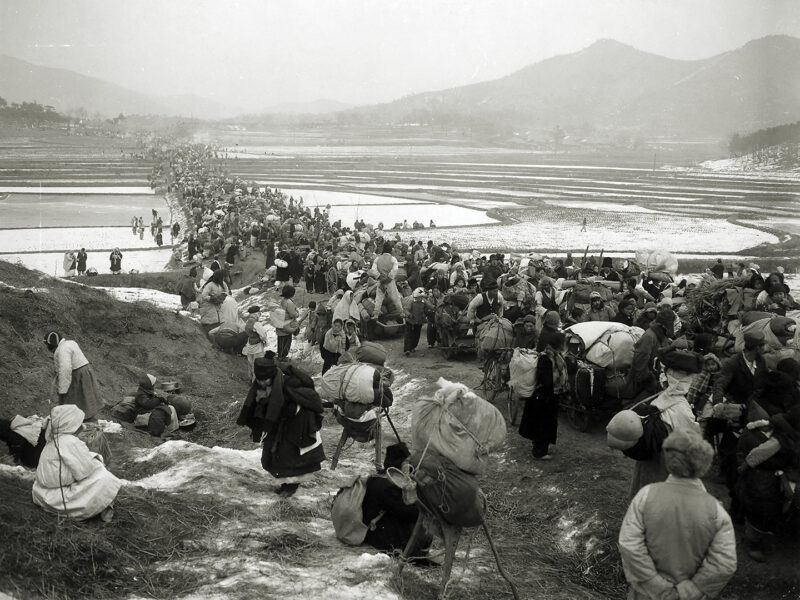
(32, 405, 121, 521)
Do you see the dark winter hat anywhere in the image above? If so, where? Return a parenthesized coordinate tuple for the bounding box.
(692, 333, 715, 355)
(655, 310, 675, 328)
(247, 305, 261, 314)
(743, 330, 765, 350)
(601, 256, 613, 268)
(482, 278, 498, 291)
(281, 284, 296, 299)
(776, 357, 800, 381)
(383, 442, 410, 470)
(546, 331, 566, 349)
(253, 352, 277, 380)
(543, 310, 560, 329)
(138, 373, 157, 390)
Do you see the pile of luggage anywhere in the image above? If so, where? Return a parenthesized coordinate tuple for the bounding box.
(409, 378, 507, 526)
(564, 321, 645, 410)
(319, 342, 394, 441)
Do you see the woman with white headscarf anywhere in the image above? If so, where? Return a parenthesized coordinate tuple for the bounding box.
(45, 331, 104, 420)
(32, 404, 121, 521)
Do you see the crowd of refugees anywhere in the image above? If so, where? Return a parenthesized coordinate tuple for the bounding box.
(4, 139, 797, 599)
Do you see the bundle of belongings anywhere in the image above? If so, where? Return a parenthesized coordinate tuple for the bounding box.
(1, 413, 112, 468)
(319, 357, 395, 441)
(565, 321, 646, 410)
(408, 378, 507, 527)
(112, 374, 193, 437)
(476, 314, 514, 361)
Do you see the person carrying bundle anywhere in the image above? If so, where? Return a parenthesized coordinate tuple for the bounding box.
(236, 353, 325, 497)
(519, 330, 568, 460)
(369, 243, 404, 319)
(466, 278, 505, 334)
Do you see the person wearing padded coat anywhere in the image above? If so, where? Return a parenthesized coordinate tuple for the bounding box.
(519, 328, 568, 460)
(619, 429, 736, 600)
(402, 287, 429, 355)
(45, 331, 104, 421)
(236, 353, 325, 498)
(32, 404, 121, 521)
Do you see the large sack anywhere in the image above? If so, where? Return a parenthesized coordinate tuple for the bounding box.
(355, 341, 387, 366)
(635, 249, 678, 275)
(734, 316, 800, 353)
(566, 322, 630, 351)
(411, 378, 506, 475)
(477, 315, 513, 355)
(508, 349, 538, 398)
(414, 450, 486, 527)
(331, 475, 370, 545)
(319, 363, 384, 405)
(584, 326, 644, 369)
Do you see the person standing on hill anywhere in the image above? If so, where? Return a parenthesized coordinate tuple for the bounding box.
(76, 248, 88, 276)
(44, 331, 104, 421)
(710, 259, 725, 280)
(63, 251, 77, 277)
(109, 248, 123, 275)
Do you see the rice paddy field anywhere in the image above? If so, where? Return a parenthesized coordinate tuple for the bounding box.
(0, 127, 798, 274)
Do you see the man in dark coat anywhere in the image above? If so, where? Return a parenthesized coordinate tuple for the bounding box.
(711, 330, 768, 522)
(710, 259, 725, 280)
(625, 315, 670, 401)
(237, 355, 325, 497)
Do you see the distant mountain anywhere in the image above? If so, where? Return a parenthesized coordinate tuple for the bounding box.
(341, 36, 800, 137)
(260, 99, 352, 115)
(0, 55, 237, 119)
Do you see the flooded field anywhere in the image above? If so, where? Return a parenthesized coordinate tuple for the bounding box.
(0, 137, 798, 273)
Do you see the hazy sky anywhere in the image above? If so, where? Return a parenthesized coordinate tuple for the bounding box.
(1, 0, 799, 112)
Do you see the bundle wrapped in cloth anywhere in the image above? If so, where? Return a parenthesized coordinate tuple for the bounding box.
(477, 315, 514, 359)
(411, 378, 506, 475)
(319, 363, 393, 405)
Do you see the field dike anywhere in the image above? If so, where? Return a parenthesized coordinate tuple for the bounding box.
(0, 261, 640, 599)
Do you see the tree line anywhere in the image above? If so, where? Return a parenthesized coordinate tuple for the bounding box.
(729, 121, 800, 156)
(0, 97, 68, 126)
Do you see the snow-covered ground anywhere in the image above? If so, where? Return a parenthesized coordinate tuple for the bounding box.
(119, 364, 432, 600)
(0, 186, 154, 194)
(0, 249, 173, 275)
(396, 211, 778, 252)
(0, 227, 171, 253)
